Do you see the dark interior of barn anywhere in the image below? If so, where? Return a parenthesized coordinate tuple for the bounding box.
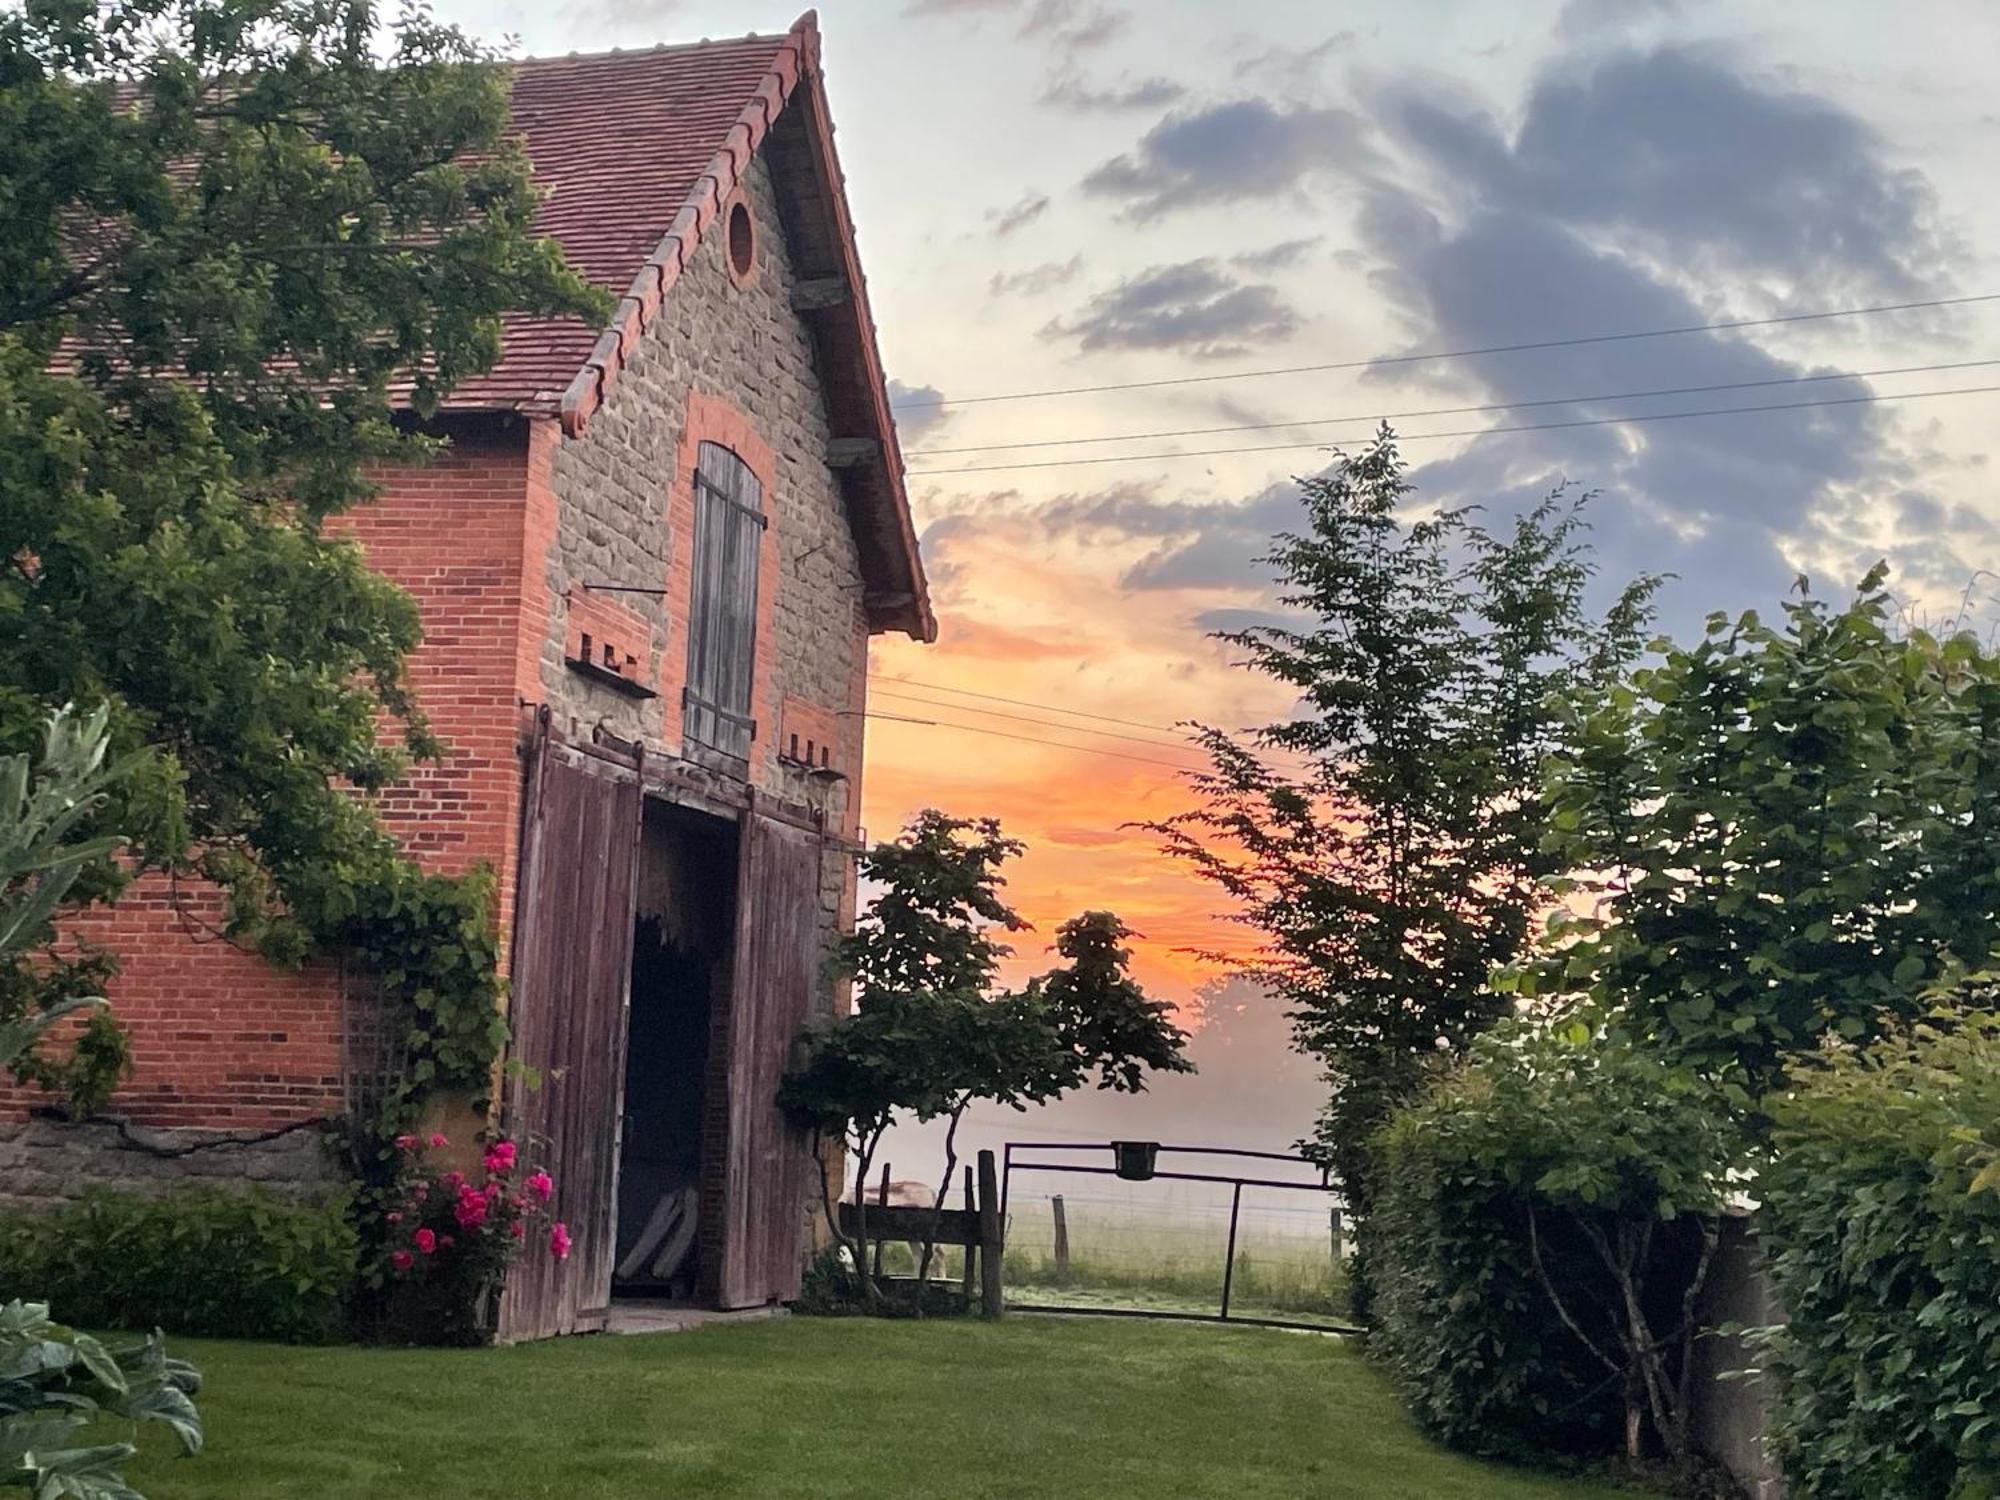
(613, 799, 738, 1303)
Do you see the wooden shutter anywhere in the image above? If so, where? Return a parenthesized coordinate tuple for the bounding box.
(684, 443, 764, 763)
(497, 733, 644, 1341)
(713, 808, 823, 1307)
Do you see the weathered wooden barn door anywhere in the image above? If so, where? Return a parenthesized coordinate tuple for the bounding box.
(713, 807, 824, 1308)
(497, 731, 644, 1341)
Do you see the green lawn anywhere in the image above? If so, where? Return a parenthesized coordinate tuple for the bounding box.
(126, 1316, 1632, 1500)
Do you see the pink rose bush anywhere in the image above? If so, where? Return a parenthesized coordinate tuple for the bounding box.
(373, 1132, 569, 1341)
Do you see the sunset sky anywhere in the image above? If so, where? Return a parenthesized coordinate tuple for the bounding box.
(443, 0, 2000, 1035)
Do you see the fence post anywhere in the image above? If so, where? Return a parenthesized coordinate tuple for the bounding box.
(872, 1162, 890, 1280)
(1329, 1206, 1344, 1262)
(1051, 1194, 1070, 1286)
(977, 1149, 1004, 1318)
(1219, 1181, 1243, 1321)
(961, 1165, 976, 1303)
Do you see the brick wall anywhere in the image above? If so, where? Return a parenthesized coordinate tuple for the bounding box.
(3, 424, 540, 1141)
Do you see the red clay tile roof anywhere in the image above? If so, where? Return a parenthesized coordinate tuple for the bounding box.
(441, 31, 791, 413)
(445, 13, 932, 641)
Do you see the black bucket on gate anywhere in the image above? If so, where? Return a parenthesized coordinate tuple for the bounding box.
(1111, 1141, 1160, 1181)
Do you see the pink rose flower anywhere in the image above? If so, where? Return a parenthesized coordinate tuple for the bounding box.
(428, 1132, 449, 1148)
(441, 1234, 455, 1248)
(526, 1170, 554, 1203)
(414, 1228, 437, 1255)
(394, 1134, 418, 1152)
(454, 1192, 489, 1230)
(482, 1140, 517, 1173)
(509, 1221, 526, 1241)
(385, 1211, 403, 1225)
(413, 1184, 428, 1202)
(391, 1250, 415, 1272)
(442, 1170, 465, 1189)
(549, 1222, 572, 1261)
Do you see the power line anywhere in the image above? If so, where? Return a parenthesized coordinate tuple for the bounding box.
(869, 674, 1201, 736)
(889, 291, 2000, 410)
(864, 712, 1208, 773)
(907, 357, 2000, 457)
(871, 686, 1205, 754)
(872, 684, 1318, 778)
(906, 382, 2000, 477)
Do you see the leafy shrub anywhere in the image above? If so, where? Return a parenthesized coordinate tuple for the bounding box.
(1367, 1024, 1738, 1466)
(1760, 1013, 2000, 1499)
(0, 1299, 202, 1497)
(0, 1189, 358, 1343)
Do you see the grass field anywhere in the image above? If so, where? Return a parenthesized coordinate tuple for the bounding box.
(1001, 1196, 1351, 1325)
(121, 1317, 1634, 1499)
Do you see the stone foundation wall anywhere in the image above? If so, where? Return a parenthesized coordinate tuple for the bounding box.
(0, 1118, 347, 1215)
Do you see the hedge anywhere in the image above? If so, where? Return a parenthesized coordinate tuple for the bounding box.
(1366, 1026, 1736, 1465)
(0, 1188, 358, 1343)
(1761, 1016, 2000, 1499)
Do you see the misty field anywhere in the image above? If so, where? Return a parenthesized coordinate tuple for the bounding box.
(999, 1190, 1352, 1326)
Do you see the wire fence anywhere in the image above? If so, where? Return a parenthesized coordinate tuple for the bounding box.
(998, 1144, 1356, 1332)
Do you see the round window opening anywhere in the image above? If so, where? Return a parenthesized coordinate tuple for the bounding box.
(726, 199, 756, 283)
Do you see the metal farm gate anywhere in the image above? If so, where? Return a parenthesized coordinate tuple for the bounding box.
(1001, 1141, 1360, 1335)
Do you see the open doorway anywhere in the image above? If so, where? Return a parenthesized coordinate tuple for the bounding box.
(613, 798, 738, 1303)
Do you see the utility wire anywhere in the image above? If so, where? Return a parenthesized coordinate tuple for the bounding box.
(889, 291, 2000, 410)
(907, 357, 2000, 457)
(871, 686, 1204, 754)
(864, 712, 1209, 773)
(873, 685, 1316, 775)
(869, 673, 1205, 736)
(907, 382, 2000, 476)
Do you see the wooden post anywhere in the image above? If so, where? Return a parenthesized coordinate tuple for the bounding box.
(1051, 1194, 1071, 1286)
(1329, 1206, 1344, 1262)
(872, 1163, 890, 1280)
(960, 1165, 976, 1302)
(977, 1149, 1004, 1318)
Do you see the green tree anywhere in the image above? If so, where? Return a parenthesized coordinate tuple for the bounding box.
(0, 0, 607, 1114)
(1153, 428, 1655, 1222)
(1520, 567, 2000, 1093)
(779, 812, 1191, 1310)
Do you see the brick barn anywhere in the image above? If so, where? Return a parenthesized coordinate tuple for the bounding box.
(2, 12, 932, 1339)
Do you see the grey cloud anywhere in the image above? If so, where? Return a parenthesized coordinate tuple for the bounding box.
(907, 0, 1128, 53)
(1019, 0, 1128, 51)
(1041, 70, 1184, 112)
(1034, 476, 1312, 592)
(987, 191, 1051, 237)
(1376, 48, 1953, 298)
(1231, 237, 1323, 272)
(1040, 260, 1303, 361)
(1555, 0, 1685, 36)
(1081, 100, 1375, 221)
(887, 379, 952, 444)
(989, 255, 1084, 297)
(1231, 32, 1359, 93)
